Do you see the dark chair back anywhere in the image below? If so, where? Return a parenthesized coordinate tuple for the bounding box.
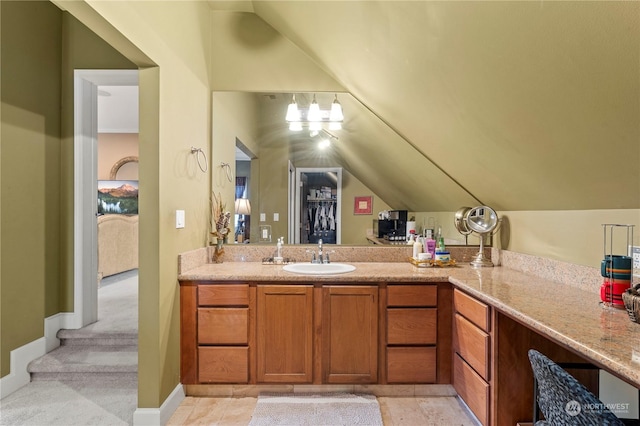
(528, 349, 624, 425)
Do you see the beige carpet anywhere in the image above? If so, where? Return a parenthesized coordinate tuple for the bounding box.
(248, 393, 383, 426)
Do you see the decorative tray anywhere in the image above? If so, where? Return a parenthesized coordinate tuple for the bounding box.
(261, 257, 296, 265)
(408, 257, 457, 268)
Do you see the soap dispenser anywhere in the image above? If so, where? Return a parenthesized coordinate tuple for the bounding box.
(274, 237, 284, 264)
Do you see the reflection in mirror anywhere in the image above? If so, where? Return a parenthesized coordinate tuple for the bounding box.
(215, 91, 483, 246)
(110, 156, 139, 180)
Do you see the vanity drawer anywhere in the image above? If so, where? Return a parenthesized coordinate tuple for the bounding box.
(388, 285, 437, 307)
(198, 346, 248, 383)
(387, 346, 436, 383)
(387, 308, 437, 345)
(453, 313, 490, 380)
(454, 289, 490, 332)
(453, 353, 489, 425)
(198, 308, 248, 344)
(198, 284, 249, 306)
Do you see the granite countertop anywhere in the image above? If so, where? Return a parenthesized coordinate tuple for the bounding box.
(178, 260, 640, 389)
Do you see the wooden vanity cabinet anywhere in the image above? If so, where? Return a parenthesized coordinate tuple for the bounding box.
(256, 285, 314, 383)
(180, 283, 251, 384)
(181, 281, 452, 386)
(322, 285, 378, 383)
(452, 288, 492, 425)
(385, 284, 438, 383)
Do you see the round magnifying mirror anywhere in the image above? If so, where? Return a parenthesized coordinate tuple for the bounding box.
(467, 206, 498, 234)
(464, 205, 500, 268)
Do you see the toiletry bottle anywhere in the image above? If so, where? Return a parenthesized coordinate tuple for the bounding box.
(425, 235, 436, 258)
(437, 237, 446, 252)
(412, 237, 423, 259)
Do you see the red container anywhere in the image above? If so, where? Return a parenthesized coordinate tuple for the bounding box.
(600, 278, 631, 307)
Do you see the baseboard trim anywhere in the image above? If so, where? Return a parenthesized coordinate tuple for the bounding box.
(133, 383, 185, 426)
(0, 337, 46, 399)
(0, 312, 82, 399)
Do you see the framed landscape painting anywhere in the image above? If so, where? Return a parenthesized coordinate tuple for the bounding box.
(97, 180, 139, 215)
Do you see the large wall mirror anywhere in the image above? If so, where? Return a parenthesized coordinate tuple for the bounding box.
(214, 91, 484, 246)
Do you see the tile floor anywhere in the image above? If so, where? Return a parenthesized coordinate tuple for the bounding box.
(167, 395, 480, 425)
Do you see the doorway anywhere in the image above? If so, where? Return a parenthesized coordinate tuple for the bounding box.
(74, 70, 139, 329)
(293, 167, 342, 244)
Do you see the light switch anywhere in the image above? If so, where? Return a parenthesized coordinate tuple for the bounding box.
(273, 213, 279, 222)
(260, 213, 266, 222)
(176, 210, 185, 229)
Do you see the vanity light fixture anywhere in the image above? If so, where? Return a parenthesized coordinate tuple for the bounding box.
(285, 93, 344, 132)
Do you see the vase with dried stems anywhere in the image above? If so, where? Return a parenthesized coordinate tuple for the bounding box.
(211, 192, 231, 263)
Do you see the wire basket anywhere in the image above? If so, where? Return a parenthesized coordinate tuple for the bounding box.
(622, 284, 640, 323)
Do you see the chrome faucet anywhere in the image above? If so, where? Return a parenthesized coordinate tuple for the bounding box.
(308, 239, 331, 264)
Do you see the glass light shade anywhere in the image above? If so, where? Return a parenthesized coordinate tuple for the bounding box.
(329, 95, 344, 121)
(289, 121, 302, 131)
(285, 101, 300, 122)
(309, 121, 322, 131)
(234, 198, 251, 215)
(318, 139, 331, 149)
(307, 96, 321, 122)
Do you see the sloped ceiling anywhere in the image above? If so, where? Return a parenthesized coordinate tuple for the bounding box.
(252, 91, 480, 211)
(247, 1, 639, 211)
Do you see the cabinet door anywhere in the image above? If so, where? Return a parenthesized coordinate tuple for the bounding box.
(256, 285, 314, 383)
(323, 286, 378, 383)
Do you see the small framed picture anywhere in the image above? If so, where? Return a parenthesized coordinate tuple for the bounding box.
(354, 196, 372, 215)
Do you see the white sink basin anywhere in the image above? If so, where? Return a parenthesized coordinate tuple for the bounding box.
(282, 263, 356, 275)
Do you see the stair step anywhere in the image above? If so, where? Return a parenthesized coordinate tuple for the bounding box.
(30, 371, 137, 382)
(57, 329, 138, 346)
(28, 344, 138, 381)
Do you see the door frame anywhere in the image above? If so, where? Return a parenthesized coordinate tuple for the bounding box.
(72, 69, 138, 328)
(293, 167, 342, 244)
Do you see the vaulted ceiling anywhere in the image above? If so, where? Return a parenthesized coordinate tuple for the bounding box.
(213, 1, 640, 212)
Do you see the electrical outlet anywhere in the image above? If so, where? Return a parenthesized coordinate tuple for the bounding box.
(632, 246, 640, 277)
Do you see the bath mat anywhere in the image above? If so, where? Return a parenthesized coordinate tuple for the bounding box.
(248, 392, 383, 426)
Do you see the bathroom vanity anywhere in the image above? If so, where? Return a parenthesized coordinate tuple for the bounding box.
(178, 247, 640, 425)
(180, 279, 452, 386)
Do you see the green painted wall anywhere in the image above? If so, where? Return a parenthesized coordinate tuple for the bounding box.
(0, 0, 134, 379)
(1, 0, 62, 377)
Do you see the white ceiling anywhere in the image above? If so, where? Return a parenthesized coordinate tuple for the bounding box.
(97, 85, 139, 133)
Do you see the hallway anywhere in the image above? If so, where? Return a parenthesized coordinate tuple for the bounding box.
(0, 271, 138, 425)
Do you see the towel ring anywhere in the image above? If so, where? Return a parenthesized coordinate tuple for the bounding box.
(190, 147, 208, 173)
(219, 162, 232, 182)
